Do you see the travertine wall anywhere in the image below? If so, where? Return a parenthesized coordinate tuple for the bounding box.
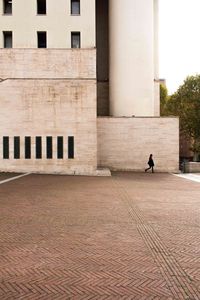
(0, 49, 96, 79)
(0, 49, 97, 175)
(0, 79, 97, 174)
(97, 117, 179, 172)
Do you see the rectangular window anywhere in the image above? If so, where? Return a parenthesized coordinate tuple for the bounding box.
(3, 31, 12, 48)
(68, 136, 74, 159)
(46, 136, 52, 159)
(71, 32, 80, 48)
(71, 0, 80, 15)
(37, 31, 47, 48)
(25, 137, 31, 159)
(14, 136, 20, 159)
(37, 0, 46, 14)
(36, 136, 42, 159)
(57, 136, 63, 159)
(3, 136, 9, 159)
(3, 0, 12, 14)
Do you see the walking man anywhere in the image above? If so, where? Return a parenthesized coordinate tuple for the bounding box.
(145, 154, 155, 173)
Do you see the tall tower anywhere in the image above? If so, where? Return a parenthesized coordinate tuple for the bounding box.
(109, 0, 159, 117)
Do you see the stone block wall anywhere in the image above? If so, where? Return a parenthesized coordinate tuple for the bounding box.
(97, 117, 179, 172)
(0, 49, 96, 80)
(0, 49, 97, 175)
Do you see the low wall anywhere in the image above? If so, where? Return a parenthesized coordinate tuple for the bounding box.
(97, 117, 179, 172)
(184, 162, 200, 173)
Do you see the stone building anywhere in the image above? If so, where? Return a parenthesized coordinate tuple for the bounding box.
(0, 0, 179, 175)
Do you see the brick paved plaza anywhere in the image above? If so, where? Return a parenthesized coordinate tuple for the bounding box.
(0, 172, 200, 299)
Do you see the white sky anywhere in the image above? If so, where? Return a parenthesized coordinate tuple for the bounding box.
(159, 0, 200, 94)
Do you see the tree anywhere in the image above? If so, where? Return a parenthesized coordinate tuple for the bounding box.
(160, 84, 169, 116)
(165, 75, 200, 160)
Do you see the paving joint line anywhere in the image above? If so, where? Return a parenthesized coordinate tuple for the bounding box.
(0, 173, 31, 185)
(112, 177, 200, 300)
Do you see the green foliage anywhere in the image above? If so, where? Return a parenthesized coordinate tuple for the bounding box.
(165, 75, 200, 155)
(160, 84, 169, 116)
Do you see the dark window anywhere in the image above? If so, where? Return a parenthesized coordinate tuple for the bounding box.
(3, 136, 9, 159)
(3, 31, 12, 48)
(57, 137, 63, 159)
(37, 31, 47, 48)
(37, 0, 46, 14)
(25, 137, 31, 159)
(68, 136, 74, 159)
(14, 136, 20, 159)
(46, 136, 52, 159)
(71, 32, 80, 48)
(3, 0, 12, 14)
(71, 0, 80, 15)
(36, 136, 42, 159)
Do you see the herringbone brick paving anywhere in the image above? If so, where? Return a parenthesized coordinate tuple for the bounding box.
(0, 172, 199, 299)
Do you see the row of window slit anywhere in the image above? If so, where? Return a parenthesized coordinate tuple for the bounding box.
(3, 0, 80, 15)
(3, 136, 74, 160)
(3, 31, 81, 49)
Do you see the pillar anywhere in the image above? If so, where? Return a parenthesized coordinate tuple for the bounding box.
(109, 0, 158, 117)
(154, 0, 160, 116)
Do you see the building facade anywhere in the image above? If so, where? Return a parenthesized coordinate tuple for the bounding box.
(0, 0, 179, 175)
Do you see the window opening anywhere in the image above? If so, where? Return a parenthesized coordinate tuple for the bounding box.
(46, 136, 53, 159)
(14, 136, 20, 159)
(71, 0, 80, 15)
(3, 136, 9, 159)
(3, 0, 12, 14)
(36, 136, 42, 159)
(68, 136, 74, 159)
(37, 31, 47, 48)
(25, 137, 31, 159)
(71, 32, 80, 48)
(37, 0, 46, 14)
(3, 31, 12, 48)
(57, 137, 63, 159)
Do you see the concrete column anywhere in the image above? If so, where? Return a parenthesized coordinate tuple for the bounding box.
(154, 0, 160, 116)
(109, 0, 157, 117)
